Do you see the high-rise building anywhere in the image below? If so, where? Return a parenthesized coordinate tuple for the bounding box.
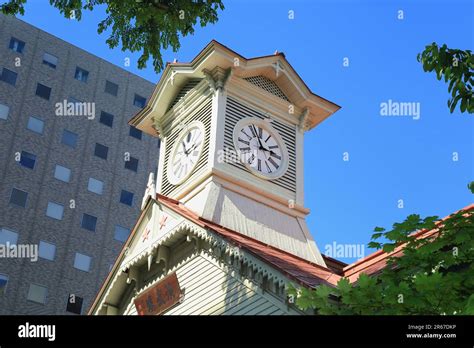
(0, 13, 158, 314)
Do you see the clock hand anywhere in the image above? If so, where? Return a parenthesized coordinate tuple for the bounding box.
(252, 125, 265, 150)
(260, 141, 270, 152)
(260, 146, 278, 159)
(186, 141, 201, 154)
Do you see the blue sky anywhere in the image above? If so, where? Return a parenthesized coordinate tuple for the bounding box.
(17, 0, 473, 262)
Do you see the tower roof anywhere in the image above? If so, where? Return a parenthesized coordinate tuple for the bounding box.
(129, 40, 340, 136)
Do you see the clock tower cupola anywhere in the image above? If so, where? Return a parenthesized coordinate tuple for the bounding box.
(130, 41, 340, 265)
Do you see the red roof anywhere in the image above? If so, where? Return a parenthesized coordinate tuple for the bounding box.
(158, 194, 342, 288)
(159, 195, 474, 288)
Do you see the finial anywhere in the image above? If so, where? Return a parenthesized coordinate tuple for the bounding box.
(141, 172, 156, 210)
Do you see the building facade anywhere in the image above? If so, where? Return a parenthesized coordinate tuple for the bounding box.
(0, 13, 159, 314)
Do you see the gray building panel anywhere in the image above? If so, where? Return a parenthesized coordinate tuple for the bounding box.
(0, 13, 157, 314)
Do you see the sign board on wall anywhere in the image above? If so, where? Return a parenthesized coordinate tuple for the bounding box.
(134, 273, 183, 315)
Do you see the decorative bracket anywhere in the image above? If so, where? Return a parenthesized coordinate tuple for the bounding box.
(151, 117, 164, 138)
(126, 266, 139, 287)
(298, 108, 311, 132)
(203, 67, 233, 94)
(272, 60, 284, 77)
(155, 245, 170, 272)
(186, 234, 200, 251)
(168, 70, 178, 86)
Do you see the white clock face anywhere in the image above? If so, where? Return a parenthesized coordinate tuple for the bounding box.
(233, 118, 288, 180)
(167, 121, 205, 185)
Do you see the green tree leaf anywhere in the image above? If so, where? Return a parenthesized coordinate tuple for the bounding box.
(0, 0, 225, 73)
(418, 43, 473, 114)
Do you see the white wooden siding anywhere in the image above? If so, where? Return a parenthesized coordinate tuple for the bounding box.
(124, 254, 295, 315)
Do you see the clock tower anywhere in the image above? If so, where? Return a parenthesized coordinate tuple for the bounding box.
(130, 41, 340, 265)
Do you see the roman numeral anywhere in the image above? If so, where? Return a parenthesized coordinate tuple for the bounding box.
(268, 157, 279, 169)
(257, 127, 263, 138)
(241, 129, 252, 140)
(248, 153, 255, 164)
(257, 159, 261, 171)
(270, 152, 281, 160)
(269, 145, 278, 149)
(238, 137, 250, 145)
(240, 147, 251, 153)
(249, 125, 257, 137)
(265, 161, 272, 173)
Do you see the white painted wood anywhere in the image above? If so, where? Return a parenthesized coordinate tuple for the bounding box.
(208, 87, 227, 169)
(295, 127, 304, 206)
(122, 254, 293, 316)
(188, 185, 323, 263)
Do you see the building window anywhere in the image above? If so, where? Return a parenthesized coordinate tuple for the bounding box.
(39, 241, 56, 261)
(35, 83, 51, 100)
(114, 225, 130, 243)
(9, 188, 28, 208)
(129, 126, 142, 140)
(81, 214, 97, 232)
(19, 151, 36, 169)
(0, 274, 8, 296)
(42, 52, 58, 69)
(0, 103, 9, 120)
(68, 96, 82, 105)
(120, 190, 134, 206)
(26, 116, 44, 134)
(124, 156, 138, 172)
(66, 294, 83, 314)
(9, 37, 25, 53)
(46, 202, 64, 220)
(133, 94, 146, 108)
(0, 228, 18, 246)
(94, 143, 108, 160)
(99, 111, 114, 128)
(61, 129, 78, 148)
(54, 165, 71, 183)
(27, 283, 47, 304)
(74, 67, 89, 83)
(74, 253, 91, 272)
(105, 80, 118, 96)
(87, 178, 103, 195)
(0, 68, 18, 86)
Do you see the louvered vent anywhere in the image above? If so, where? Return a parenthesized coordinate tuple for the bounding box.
(161, 98, 213, 196)
(224, 97, 297, 193)
(168, 78, 203, 110)
(243, 76, 290, 102)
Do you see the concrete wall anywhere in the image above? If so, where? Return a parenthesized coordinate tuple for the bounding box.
(0, 13, 159, 314)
